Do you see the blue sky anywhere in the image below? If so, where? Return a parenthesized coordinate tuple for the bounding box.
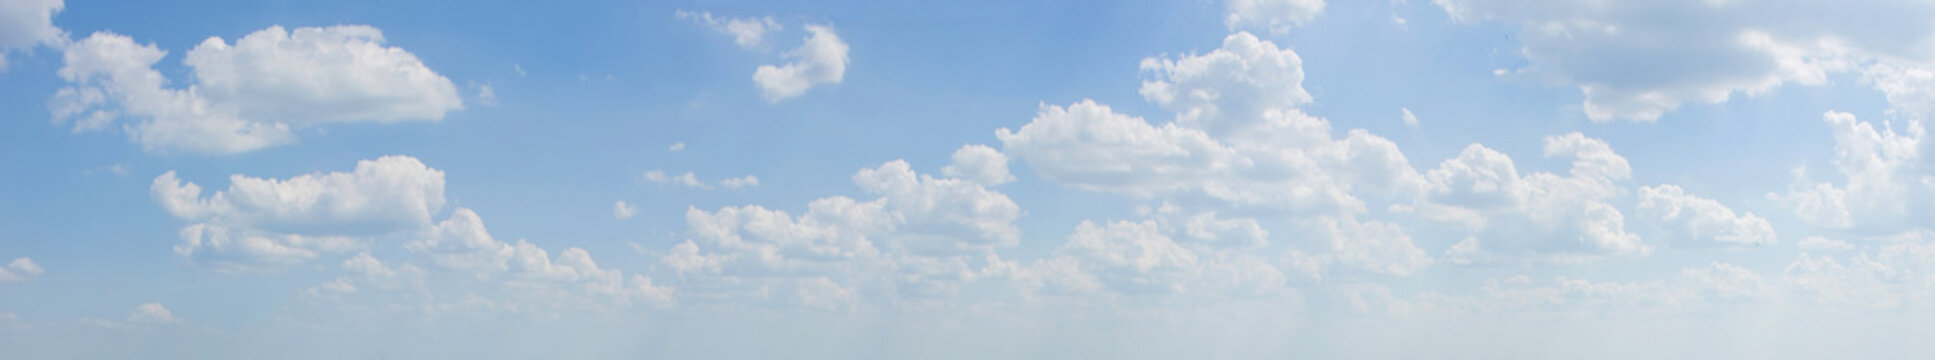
(5, 0, 1935, 358)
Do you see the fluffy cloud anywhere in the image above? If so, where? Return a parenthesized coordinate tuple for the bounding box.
(51, 26, 461, 154)
(1049, 220, 1202, 294)
(1317, 216, 1432, 277)
(941, 144, 1015, 186)
(677, 10, 782, 49)
(153, 155, 443, 269)
(154, 156, 446, 235)
(662, 158, 1022, 305)
(1637, 184, 1776, 247)
(753, 25, 848, 102)
(1434, 0, 1935, 121)
(406, 208, 676, 309)
(0, 257, 43, 282)
(1140, 31, 1311, 135)
(1772, 111, 1933, 234)
(1002, 32, 1425, 215)
(1422, 133, 1649, 262)
(1225, 0, 1326, 33)
(0, 0, 63, 71)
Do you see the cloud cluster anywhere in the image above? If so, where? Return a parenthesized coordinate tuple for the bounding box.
(153, 156, 672, 312)
(51, 25, 461, 154)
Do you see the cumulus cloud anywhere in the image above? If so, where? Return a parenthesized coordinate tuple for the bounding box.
(51, 26, 461, 154)
(1139, 31, 1311, 136)
(752, 25, 849, 102)
(660, 157, 1023, 305)
(1002, 32, 1425, 216)
(152, 155, 444, 270)
(0, 0, 64, 71)
(405, 208, 676, 309)
(0, 257, 43, 282)
(1225, 0, 1326, 33)
(1637, 184, 1776, 247)
(1421, 133, 1648, 262)
(1433, 0, 1935, 121)
(941, 144, 1015, 186)
(1771, 111, 1933, 235)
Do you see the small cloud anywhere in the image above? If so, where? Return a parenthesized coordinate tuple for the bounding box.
(668, 142, 686, 152)
(1401, 108, 1419, 127)
(643, 170, 758, 190)
(644, 170, 709, 189)
(614, 201, 638, 220)
(677, 10, 783, 50)
(0, 257, 43, 282)
(513, 63, 527, 77)
(127, 303, 180, 324)
(721, 175, 760, 189)
(473, 83, 498, 107)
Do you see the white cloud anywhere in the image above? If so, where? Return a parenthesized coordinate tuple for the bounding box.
(475, 84, 497, 107)
(668, 142, 686, 152)
(644, 170, 707, 189)
(126, 303, 179, 324)
(614, 200, 638, 220)
(644, 170, 758, 189)
(720, 175, 760, 189)
(1225, 0, 1326, 33)
(1636, 184, 1776, 247)
(406, 207, 676, 309)
(1771, 111, 1932, 234)
(1421, 133, 1648, 262)
(152, 155, 445, 270)
(677, 10, 782, 50)
(1317, 216, 1432, 277)
(1783, 241, 1935, 309)
(941, 144, 1015, 186)
(0, 257, 43, 282)
(1139, 32, 1311, 136)
(1002, 33, 1426, 216)
(753, 25, 848, 102)
(51, 26, 461, 154)
(0, 0, 63, 71)
(661, 158, 1023, 305)
(1051, 220, 1201, 294)
(1401, 107, 1419, 127)
(1432, 0, 1935, 121)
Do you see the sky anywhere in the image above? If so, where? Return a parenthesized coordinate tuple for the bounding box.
(4, 0, 1935, 358)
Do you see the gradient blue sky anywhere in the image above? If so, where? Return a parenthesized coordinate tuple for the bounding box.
(3, 0, 1934, 358)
